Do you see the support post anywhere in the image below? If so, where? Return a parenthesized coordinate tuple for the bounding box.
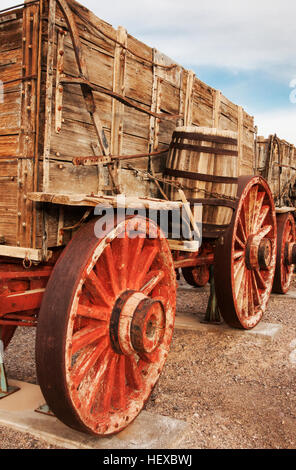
(204, 265, 222, 324)
(0, 336, 19, 399)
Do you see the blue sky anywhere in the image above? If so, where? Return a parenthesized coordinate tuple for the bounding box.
(2, 0, 296, 142)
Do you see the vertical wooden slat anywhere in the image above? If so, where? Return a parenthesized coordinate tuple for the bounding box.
(18, 2, 40, 248)
(237, 106, 243, 175)
(213, 90, 221, 128)
(184, 70, 194, 127)
(55, 28, 65, 134)
(43, 0, 56, 192)
(111, 26, 127, 156)
(110, 26, 127, 193)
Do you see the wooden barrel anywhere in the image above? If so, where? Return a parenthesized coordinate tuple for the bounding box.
(165, 127, 238, 238)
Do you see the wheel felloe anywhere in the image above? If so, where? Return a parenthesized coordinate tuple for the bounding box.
(273, 212, 296, 294)
(36, 216, 176, 436)
(214, 176, 277, 330)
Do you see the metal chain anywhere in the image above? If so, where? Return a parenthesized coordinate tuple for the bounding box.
(126, 163, 239, 202)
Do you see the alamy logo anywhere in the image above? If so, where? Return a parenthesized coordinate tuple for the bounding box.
(93, 194, 203, 243)
(289, 79, 296, 104)
(0, 340, 4, 364)
(0, 80, 3, 104)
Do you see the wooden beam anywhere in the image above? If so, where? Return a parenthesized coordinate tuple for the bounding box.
(28, 191, 186, 211)
(0, 245, 52, 262)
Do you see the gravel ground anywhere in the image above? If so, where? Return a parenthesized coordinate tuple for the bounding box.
(1, 275, 296, 449)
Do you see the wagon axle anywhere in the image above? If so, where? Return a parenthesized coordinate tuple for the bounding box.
(284, 242, 296, 266)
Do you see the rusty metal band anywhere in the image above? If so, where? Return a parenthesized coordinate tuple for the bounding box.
(0, 1, 40, 14)
(60, 77, 181, 122)
(72, 148, 169, 165)
(189, 198, 237, 209)
(0, 155, 35, 161)
(165, 168, 238, 184)
(2, 75, 38, 86)
(170, 143, 238, 156)
(172, 132, 238, 146)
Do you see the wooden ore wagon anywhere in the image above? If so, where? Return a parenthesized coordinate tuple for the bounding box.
(0, 0, 295, 435)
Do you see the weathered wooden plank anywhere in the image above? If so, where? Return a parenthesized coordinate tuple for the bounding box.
(47, 160, 101, 194)
(0, 135, 19, 156)
(0, 16, 22, 54)
(125, 56, 153, 107)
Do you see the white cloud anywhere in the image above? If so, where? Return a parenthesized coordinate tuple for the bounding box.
(82, 0, 296, 75)
(256, 108, 296, 145)
(2, 0, 295, 143)
(2, 0, 295, 76)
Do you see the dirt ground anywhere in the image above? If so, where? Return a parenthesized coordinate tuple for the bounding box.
(1, 275, 296, 449)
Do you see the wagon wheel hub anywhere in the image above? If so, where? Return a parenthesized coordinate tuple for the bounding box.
(284, 242, 296, 266)
(110, 291, 166, 356)
(245, 236, 272, 271)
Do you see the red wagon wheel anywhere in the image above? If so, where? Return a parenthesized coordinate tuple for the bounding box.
(214, 176, 277, 329)
(36, 215, 176, 436)
(182, 266, 209, 288)
(273, 212, 296, 294)
(0, 326, 17, 350)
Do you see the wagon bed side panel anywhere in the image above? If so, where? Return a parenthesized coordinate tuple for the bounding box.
(0, 5, 40, 248)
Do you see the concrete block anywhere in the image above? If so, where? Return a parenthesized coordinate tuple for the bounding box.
(271, 289, 296, 300)
(0, 380, 189, 449)
(175, 313, 282, 341)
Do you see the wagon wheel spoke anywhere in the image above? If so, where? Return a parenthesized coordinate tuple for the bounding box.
(126, 355, 142, 390)
(114, 355, 127, 409)
(103, 244, 120, 296)
(256, 206, 270, 232)
(37, 216, 176, 436)
(215, 177, 276, 329)
(118, 235, 129, 291)
(134, 245, 159, 290)
(101, 354, 117, 411)
(85, 349, 112, 413)
(140, 270, 165, 295)
(253, 192, 265, 231)
(77, 304, 110, 322)
(84, 271, 113, 308)
(71, 337, 109, 389)
(128, 237, 145, 287)
(72, 325, 107, 354)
